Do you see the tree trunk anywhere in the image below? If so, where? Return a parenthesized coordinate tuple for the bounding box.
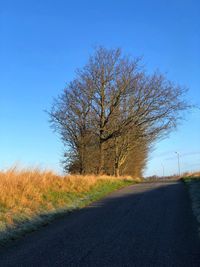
(114, 138, 119, 177)
(99, 140, 104, 174)
(114, 162, 120, 177)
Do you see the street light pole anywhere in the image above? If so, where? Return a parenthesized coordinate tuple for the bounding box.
(175, 152, 181, 177)
(161, 163, 165, 177)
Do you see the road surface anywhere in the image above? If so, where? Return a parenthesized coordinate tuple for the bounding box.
(0, 181, 200, 266)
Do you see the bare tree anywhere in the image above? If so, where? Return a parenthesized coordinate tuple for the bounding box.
(49, 79, 93, 173)
(49, 47, 189, 176)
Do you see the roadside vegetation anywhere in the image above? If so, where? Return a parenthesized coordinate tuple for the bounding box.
(182, 172, 200, 234)
(0, 167, 138, 244)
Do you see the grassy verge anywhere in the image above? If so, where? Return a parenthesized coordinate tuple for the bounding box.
(0, 168, 138, 245)
(182, 175, 200, 234)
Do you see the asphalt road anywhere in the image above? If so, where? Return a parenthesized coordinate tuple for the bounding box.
(0, 181, 200, 267)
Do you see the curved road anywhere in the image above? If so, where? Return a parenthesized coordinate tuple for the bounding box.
(0, 182, 200, 266)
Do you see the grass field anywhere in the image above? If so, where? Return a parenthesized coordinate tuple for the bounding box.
(182, 172, 200, 234)
(0, 168, 138, 244)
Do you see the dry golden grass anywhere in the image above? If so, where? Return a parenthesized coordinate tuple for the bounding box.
(182, 171, 200, 178)
(0, 167, 137, 239)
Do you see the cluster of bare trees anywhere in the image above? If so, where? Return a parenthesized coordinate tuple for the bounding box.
(49, 47, 188, 177)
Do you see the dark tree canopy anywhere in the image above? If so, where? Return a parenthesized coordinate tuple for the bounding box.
(49, 47, 188, 177)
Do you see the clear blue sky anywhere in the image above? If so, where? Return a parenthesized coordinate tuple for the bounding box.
(1, 0, 200, 176)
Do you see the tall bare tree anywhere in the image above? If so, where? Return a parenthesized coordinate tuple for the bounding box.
(49, 47, 189, 176)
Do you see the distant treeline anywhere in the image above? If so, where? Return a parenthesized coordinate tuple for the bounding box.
(49, 47, 188, 177)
